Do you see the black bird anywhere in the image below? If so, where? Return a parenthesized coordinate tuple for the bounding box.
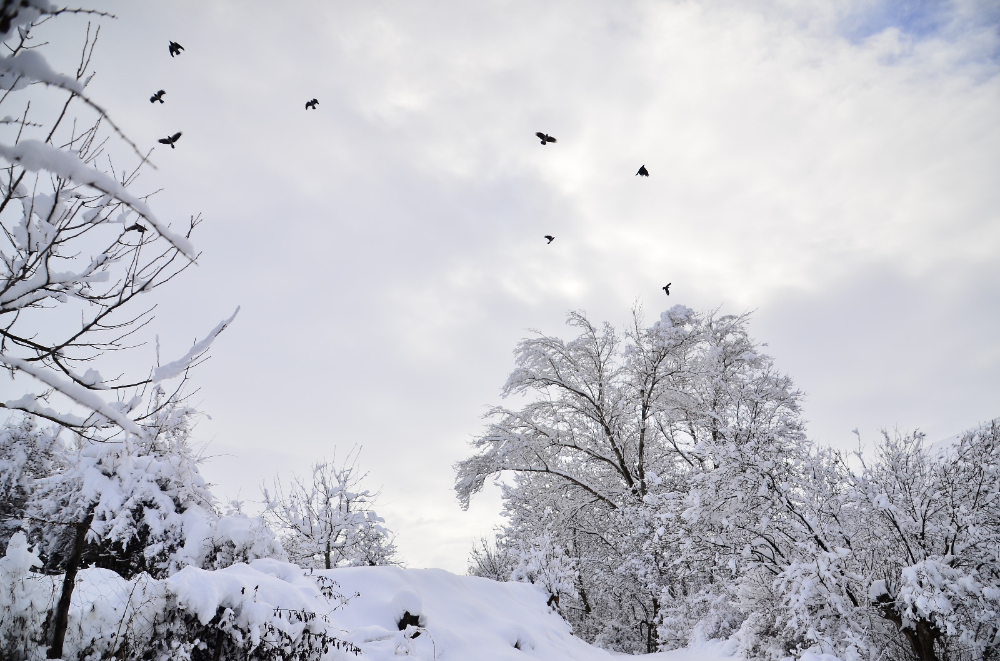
(544, 235, 555, 244)
(636, 165, 649, 177)
(158, 132, 182, 148)
(535, 132, 557, 145)
(149, 90, 165, 104)
(124, 223, 147, 233)
(305, 98, 318, 110)
(168, 41, 184, 57)
(662, 283, 671, 295)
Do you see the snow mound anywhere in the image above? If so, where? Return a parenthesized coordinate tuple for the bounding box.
(326, 565, 603, 660)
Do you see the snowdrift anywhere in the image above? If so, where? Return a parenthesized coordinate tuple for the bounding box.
(324, 566, 738, 660)
(61, 560, 738, 660)
(328, 565, 607, 660)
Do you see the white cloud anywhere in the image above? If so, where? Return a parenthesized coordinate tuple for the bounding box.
(24, 0, 999, 571)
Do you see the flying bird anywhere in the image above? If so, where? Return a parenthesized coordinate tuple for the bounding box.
(168, 41, 184, 57)
(158, 132, 182, 148)
(305, 98, 318, 110)
(535, 132, 557, 145)
(544, 235, 555, 244)
(149, 90, 165, 104)
(636, 165, 649, 177)
(124, 223, 147, 233)
(662, 283, 671, 295)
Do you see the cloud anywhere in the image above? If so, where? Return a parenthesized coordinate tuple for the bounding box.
(20, 0, 999, 570)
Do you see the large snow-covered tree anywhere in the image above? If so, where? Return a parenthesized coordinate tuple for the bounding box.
(730, 423, 1000, 661)
(459, 306, 999, 661)
(457, 305, 807, 652)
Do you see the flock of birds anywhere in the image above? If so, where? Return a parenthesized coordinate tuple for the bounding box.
(136, 41, 674, 297)
(531, 134, 667, 295)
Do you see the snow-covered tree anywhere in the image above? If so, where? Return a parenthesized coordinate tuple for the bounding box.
(265, 449, 400, 569)
(0, 0, 236, 449)
(0, 9, 249, 656)
(21, 392, 283, 580)
(458, 305, 1000, 660)
(456, 305, 806, 652)
(745, 424, 1000, 661)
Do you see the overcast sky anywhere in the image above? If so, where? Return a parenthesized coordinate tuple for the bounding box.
(21, 0, 1000, 571)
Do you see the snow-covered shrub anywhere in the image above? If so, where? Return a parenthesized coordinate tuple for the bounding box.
(59, 569, 166, 661)
(23, 561, 361, 661)
(0, 532, 56, 660)
(467, 533, 517, 581)
(658, 580, 742, 650)
(150, 560, 361, 661)
(509, 533, 577, 610)
(0, 417, 63, 553)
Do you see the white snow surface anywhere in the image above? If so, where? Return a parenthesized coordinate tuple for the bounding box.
(63, 560, 739, 661)
(326, 566, 740, 660)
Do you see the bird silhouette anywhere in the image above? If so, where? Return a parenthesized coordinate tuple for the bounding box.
(535, 132, 557, 145)
(158, 132, 182, 148)
(168, 41, 184, 57)
(149, 90, 165, 104)
(305, 98, 318, 110)
(544, 235, 555, 244)
(124, 223, 147, 233)
(662, 283, 671, 295)
(636, 165, 649, 177)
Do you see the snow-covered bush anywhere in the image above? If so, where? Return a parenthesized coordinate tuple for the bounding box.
(150, 560, 361, 661)
(0, 532, 55, 660)
(265, 450, 399, 569)
(467, 533, 517, 581)
(0, 416, 63, 553)
(509, 532, 577, 610)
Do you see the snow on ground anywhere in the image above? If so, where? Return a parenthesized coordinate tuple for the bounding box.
(63, 560, 740, 660)
(648, 640, 740, 661)
(328, 564, 611, 660)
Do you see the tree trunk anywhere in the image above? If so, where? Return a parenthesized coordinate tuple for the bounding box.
(645, 597, 660, 653)
(876, 594, 941, 661)
(47, 514, 93, 659)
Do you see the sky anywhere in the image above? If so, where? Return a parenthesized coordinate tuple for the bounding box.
(10, 0, 1000, 571)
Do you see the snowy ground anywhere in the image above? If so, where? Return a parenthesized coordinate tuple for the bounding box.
(328, 565, 737, 660)
(69, 560, 740, 660)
